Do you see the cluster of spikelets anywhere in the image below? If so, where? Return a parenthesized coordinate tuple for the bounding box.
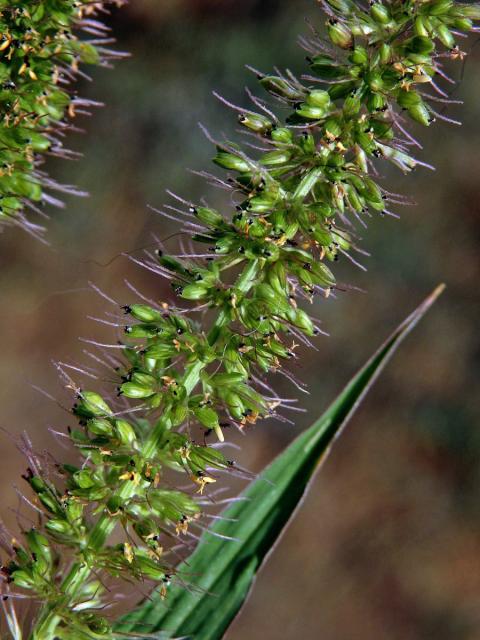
(1, 1, 480, 638)
(0, 0, 125, 238)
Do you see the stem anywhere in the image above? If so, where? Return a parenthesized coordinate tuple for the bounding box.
(31, 260, 260, 640)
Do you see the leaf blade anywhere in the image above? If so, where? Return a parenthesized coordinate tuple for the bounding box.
(115, 285, 444, 640)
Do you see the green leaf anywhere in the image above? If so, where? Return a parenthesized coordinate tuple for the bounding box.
(115, 285, 445, 640)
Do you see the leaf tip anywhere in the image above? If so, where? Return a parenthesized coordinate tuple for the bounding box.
(432, 282, 446, 299)
(423, 282, 446, 311)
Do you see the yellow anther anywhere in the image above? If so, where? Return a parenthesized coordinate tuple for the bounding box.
(0, 34, 12, 52)
(191, 473, 216, 494)
(175, 516, 190, 536)
(124, 542, 134, 564)
(450, 46, 466, 61)
(119, 471, 140, 485)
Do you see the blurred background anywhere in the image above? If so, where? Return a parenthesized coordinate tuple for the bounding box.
(0, 1, 479, 638)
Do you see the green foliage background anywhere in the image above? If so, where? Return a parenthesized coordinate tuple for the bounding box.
(0, 1, 479, 638)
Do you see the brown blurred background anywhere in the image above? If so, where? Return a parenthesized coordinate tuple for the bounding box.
(1, 1, 479, 638)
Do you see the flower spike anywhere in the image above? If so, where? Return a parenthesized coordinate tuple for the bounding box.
(2, 2, 480, 638)
(0, 0, 126, 239)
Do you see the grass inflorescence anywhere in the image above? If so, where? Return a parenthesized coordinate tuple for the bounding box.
(1, 1, 479, 638)
(0, 0, 126, 239)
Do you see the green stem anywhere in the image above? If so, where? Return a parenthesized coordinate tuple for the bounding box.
(31, 260, 260, 640)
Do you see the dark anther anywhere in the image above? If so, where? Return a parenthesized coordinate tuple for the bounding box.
(21, 468, 34, 482)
